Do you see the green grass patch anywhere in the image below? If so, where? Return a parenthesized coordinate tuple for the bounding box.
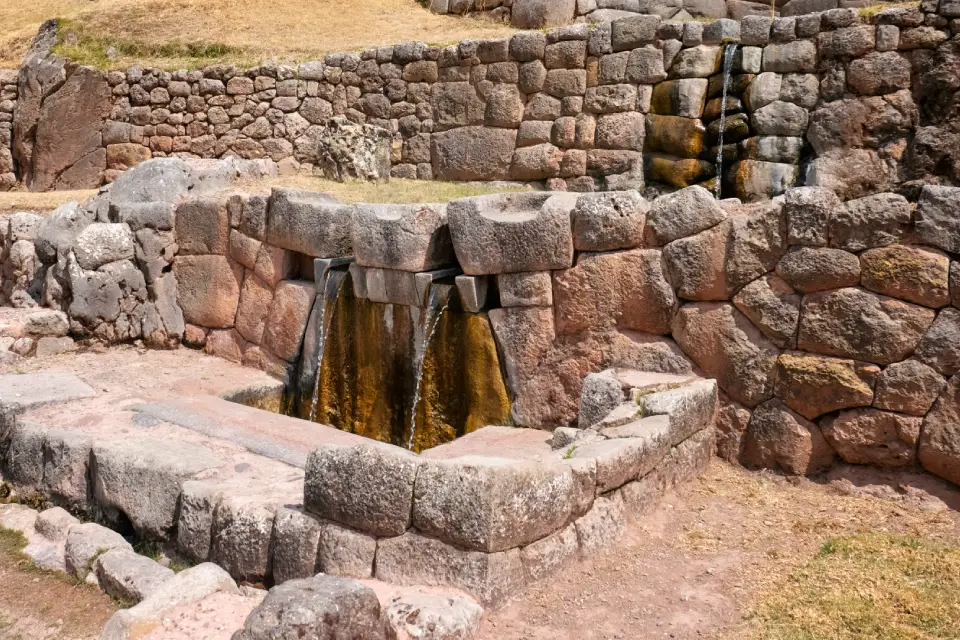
(748, 532, 960, 639)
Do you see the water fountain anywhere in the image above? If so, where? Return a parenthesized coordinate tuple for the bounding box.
(714, 43, 739, 199)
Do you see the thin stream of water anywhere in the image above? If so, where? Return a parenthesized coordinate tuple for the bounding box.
(714, 43, 738, 199)
(308, 270, 347, 422)
(406, 286, 451, 450)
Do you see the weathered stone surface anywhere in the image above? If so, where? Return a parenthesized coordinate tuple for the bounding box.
(92, 438, 223, 539)
(498, 272, 552, 307)
(776, 247, 860, 293)
(806, 148, 897, 201)
(520, 524, 578, 582)
(261, 280, 317, 362)
(669, 45, 721, 78)
(35, 507, 79, 541)
(662, 222, 729, 300)
(375, 531, 525, 607)
(828, 193, 911, 252)
(860, 245, 950, 308)
(730, 160, 798, 202)
(176, 481, 220, 564)
(574, 491, 626, 555)
(751, 101, 809, 137)
(915, 185, 960, 254)
(315, 116, 392, 182)
(672, 302, 779, 408)
(210, 496, 276, 583)
(762, 40, 817, 72)
(40, 429, 93, 512)
(65, 523, 133, 579)
(822, 408, 920, 468)
(107, 157, 191, 205)
(743, 399, 834, 475)
(235, 274, 273, 345)
(95, 549, 175, 604)
(267, 188, 353, 258)
(447, 192, 576, 275)
(432, 127, 516, 181)
(510, 143, 563, 180)
(874, 360, 945, 417)
(173, 255, 242, 328)
(384, 589, 483, 640)
(774, 352, 878, 420)
(797, 288, 936, 365)
(732, 274, 800, 349)
(73, 223, 135, 270)
(553, 249, 677, 335)
(644, 186, 725, 246)
(35, 201, 95, 263)
(175, 197, 229, 256)
(488, 306, 555, 390)
(353, 203, 453, 272)
(915, 308, 960, 377)
(919, 376, 960, 485)
(317, 522, 376, 579)
(271, 507, 321, 584)
(644, 115, 707, 159)
(413, 457, 574, 552)
(512, 0, 577, 28)
(305, 443, 421, 537)
(847, 51, 911, 96)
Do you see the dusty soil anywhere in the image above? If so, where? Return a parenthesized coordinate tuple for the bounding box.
(0, 542, 117, 640)
(479, 461, 960, 640)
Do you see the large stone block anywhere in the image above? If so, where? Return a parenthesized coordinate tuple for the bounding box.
(762, 40, 817, 73)
(447, 192, 577, 275)
(42, 429, 93, 512)
(572, 191, 649, 252)
(915, 308, 960, 377)
(822, 408, 920, 468)
(776, 247, 860, 293)
(73, 223, 135, 270)
(732, 274, 800, 349)
(874, 360, 945, 417)
(176, 481, 221, 564)
(672, 302, 779, 408)
(797, 288, 935, 365)
(92, 438, 223, 539)
(173, 255, 242, 328)
(175, 197, 230, 256)
(261, 280, 317, 362)
(919, 375, 960, 486)
(233, 574, 385, 640)
(742, 399, 835, 475)
(304, 443, 421, 537)
(511, 0, 577, 28)
(915, 185, 960, 254)
(235, 274, 274, 345)
(553, 249, 677, 335)
(860, 245, 950, 309)
(35, 201, 95, 263)
(488, 306, 556, 390)
(574, 491, 626, 555)
(65, 523, 133, 579)
(375, 531, 526, 607)
(774, 352, 878, 420)
(317, 522, 377, 579)
(413, 457, 575, 552)
(267, 188, 353, 258)
(432, 127, 516, 181)
(95, 549, 175, 604)
(271, 507, 322, 584)
(828, 193, 911, 252)
(210, 496, 276, 583)
(645, 185, 726, 246)
(520, 524, 578, 582)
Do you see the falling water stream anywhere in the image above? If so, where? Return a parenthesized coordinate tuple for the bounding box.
(406, 285, 452, 450)
(714, 43, 739, 199)
(307, 269, 347, 422)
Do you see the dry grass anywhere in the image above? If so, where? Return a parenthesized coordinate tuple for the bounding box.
(233, 175, 531, 203)
(0, 188, 96, 213)
(0, 0, 516, 69)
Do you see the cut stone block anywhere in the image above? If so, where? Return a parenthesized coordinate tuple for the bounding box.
(574, 491, 626, 555)
(95, 549, 175, 604)
(352, 203, 455, 272)
(498, 272, 553, 307)
(271, 506, 322, 584)
(0, 372, 95, 410)
(210, 496, 276, 583)
(65, 522, 133, 579)
(317, 521, 377, 579)
(520, 523, 578, 582)
(571, 191, 649, 252)
(455, 274, 490, 313)
(267, 187, 354, 258)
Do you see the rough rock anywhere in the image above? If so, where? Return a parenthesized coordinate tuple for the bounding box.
(574, 491, 626, 555)
(173, 255, 242, 328)
(64, 522, 133, 579)
(672, 302, 779, 408)
(315, 116, 391, 182)
(210, 496, 276, 583)
(918, 376, 960, 486)
(860, 245, 951, 309)
(732, 274, 800, 349)
(742, 399, 834, 475)
(797, 288, 935, 365)
(317, 522, 377, 579)
(432, 127, 516, 181)
(822, 408, 920, 468)
(175, 197, 230, 256)
(271, 507, 322, 585)
(512, 0, 577, 28)
(644, 185, 725, 246)
(304, 443, 421, 537)
(776, 247, 860, 293)
(95, 549, 175, 604)
(873, 360, 945, 417)
(774, 352, 878, 420)
(915, 308, 960, 377)
(571, 191, 648, 252)
(73, 223, 135, 270)
(828, 193, 911, 251)
(498, 272, 553, 307)
(915, 186, 960, 254)
(267, 188, 354, 258)
(353, 203, 453, 272)
(35, 201, 95, 263)
(383, 589, 483, 640)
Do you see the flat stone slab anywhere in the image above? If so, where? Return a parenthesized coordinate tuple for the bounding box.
(0, 372, 96, 410)
(422, 425, 553, 461)
(135, 396, 368, 468)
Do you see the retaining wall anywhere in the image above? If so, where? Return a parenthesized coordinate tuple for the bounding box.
(0, 70, 15, 190)
(6, 2, 960, 200)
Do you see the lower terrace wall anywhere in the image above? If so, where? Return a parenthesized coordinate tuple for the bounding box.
(5, 2, 960, 200)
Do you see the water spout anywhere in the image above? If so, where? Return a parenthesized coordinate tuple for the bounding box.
(407, 284, 452, 450)
(307, 269, 347, 422)
(714, 43, 738, 199)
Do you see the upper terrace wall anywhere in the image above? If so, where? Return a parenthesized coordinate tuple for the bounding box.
(5, 2, 960, 200)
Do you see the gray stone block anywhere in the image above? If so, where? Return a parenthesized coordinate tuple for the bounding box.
(65, 522, 133, 579)
(572, 191, 649, 252)
(95, 549, 175, 604)
(352, 203, 454, 272)
(271, 507, 322, 584)
(317, 521, 377, 579)
(210, 496, 276, 583)
(267, 187, 354, 258)
(498, 272, 553, 308)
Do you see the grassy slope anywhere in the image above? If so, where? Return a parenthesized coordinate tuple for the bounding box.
(0, 0, 515, 69)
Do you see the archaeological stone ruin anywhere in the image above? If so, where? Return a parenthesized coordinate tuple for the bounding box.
(0, 1, 959, 638)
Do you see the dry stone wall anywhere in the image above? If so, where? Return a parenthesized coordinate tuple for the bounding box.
(0, 70, 15, 190)
(6, 3, 960, 200)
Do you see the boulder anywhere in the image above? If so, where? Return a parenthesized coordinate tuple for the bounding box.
(553, 249, 677, 335)
(412, 457, 575, 552)
(266, 188, 354, 258)
(304, 443, 421, 537)
(315, 116, 391, 182)
(35, 201, 94, 263)
(261, 280, 317, 362)
(384, 589, 483, 640)
(774, 352, 878, 420)
(92, 438, 223, 539)
(432, 127, 516, 181)
(352, 203, 453, 272)
(742, 399, 835, 475)
(915, 185, 960, 254)
(874, 360, 945, 417)
(732, 274, 800, 349)
(828, 193, 911, 251)
(65, 522, 133, 579)
(860, 245, 950, 309)
(775, 247, 860, 293)
(447, 192, 577, 275)
(798, 288, 935, 365)
(918, 376, 960, 486)
(175, 197, 230, 256)
(672, 302, 779, 407)
(915, 308, 960, 376)
(73, 223, 135, 270)
(95, 549, 175, 604)
(173, 255, 243, 328)
(822, 408, 920, 468)
(106, 157, 191, 205)
(644, 185, 725, 246)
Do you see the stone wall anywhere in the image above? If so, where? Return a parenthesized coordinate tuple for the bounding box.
(7, 3, 959, 199)
(0, 69, 15, 189)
